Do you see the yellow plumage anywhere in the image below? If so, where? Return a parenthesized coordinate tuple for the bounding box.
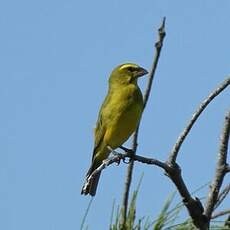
(81, 63, 148, 196)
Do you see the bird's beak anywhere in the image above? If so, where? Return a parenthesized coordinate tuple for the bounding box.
(135, 67, 148, 78)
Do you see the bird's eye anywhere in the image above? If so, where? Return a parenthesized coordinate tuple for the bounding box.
(127, 67, 134, 72)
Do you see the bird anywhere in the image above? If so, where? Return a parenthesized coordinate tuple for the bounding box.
(81, 63, 148, 196)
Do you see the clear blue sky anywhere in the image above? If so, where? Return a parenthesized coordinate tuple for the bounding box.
(0, 0, 230, 229)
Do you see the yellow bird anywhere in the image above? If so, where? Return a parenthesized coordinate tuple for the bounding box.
(81, 63, 148, 196)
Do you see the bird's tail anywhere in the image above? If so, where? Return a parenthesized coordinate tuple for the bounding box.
(81, 171, 101, 196)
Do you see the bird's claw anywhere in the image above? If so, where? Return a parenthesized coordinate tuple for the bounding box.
(115, 158, 121, 165)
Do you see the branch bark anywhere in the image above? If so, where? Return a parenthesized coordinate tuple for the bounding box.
(204, 109, 230, 227)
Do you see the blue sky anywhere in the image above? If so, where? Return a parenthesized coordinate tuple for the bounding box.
(0, 0, 230, 229)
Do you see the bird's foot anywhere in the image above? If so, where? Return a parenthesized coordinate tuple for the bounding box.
(107, 146, 122, 165)
(119, 146, 135, 164)
(107, 145, 130, 165)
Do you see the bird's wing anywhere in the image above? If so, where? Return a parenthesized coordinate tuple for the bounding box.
(91, 93, 111, 161)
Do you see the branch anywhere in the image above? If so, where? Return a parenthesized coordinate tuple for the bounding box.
(204, 109, 230, 224)
(168, 76, 230, 164)
(211, 209, 230, 219)
(120, 17, 166, 229)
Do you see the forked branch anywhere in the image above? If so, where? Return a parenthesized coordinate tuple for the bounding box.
(168, 76, 230, 165)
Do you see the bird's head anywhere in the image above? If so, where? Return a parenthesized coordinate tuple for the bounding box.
(109, 63, 148, 87)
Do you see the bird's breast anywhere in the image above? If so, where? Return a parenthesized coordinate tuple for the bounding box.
(103, 85, 143, 148)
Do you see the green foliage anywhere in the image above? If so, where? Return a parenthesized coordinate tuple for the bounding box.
(81, 180, 229, 229)
(80, 197, 93, 230)
(153, 192, 178, 230)
(109, 180, 228, 230)
(110, 174, 144, 230)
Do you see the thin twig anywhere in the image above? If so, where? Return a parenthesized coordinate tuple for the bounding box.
(120, 17, 166, 229)
(168, 76, 230, 165)
(204, 109, 230, 226)
(214, 183, 230, 210)
(212, 209, 230, 219)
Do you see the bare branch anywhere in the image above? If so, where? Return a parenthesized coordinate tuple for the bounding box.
(168, 76, 230, 164)
(142, 17, 166, 110)
(212, 209, 230, 219)
(120, 17, 166, 229)
(204, 109, 230, 224)
(85, 151, 166, 187)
